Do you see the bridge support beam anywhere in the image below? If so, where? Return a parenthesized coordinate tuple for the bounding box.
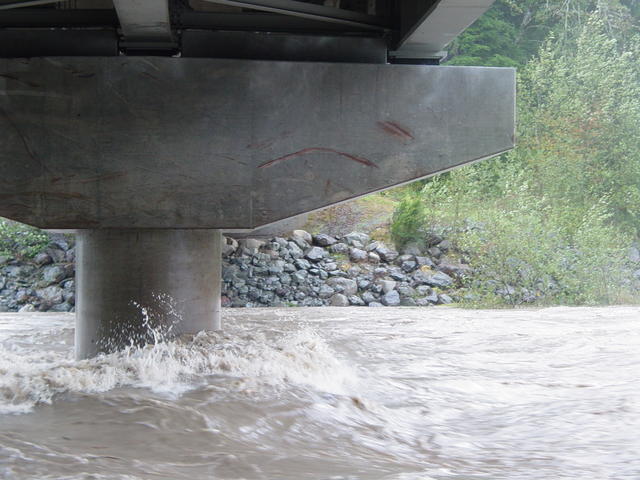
(75, 229, 222, 359)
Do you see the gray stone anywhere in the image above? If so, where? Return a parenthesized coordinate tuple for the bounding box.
(305, 246, 328, 263)
(323, 262, 337, 271)
(292, 270, 308, 283)
(425, 232, 444, 247)
(438, 239, 452, 252)
(427, 246, 442, 259)
(415, 256, 435, 268)
(348, 295, 365, 306)
(429, 271, 454, 288)
(36, 285, 63, 305)
(295, 258, 312, 270)
(273, 237, 289, 249)
(330, 243, 349, 254)
(240, 238, 266, 253)
(438, 260, 472, 278)
(65, 248, 76, 263)
(344, 232, 370, 248)
(287, 241, 304, 258)
(318, 284, 336, 299)
(365, 241, 380, 252)
(291, 234, 309, 250)
(401, 242, 424, 256)
(15, 289, 30, 303)
(0, 255, 10, 266)
(629, 246, 640, 263)
(438, 294, 454, 304)
(389, 270, 408, 282)
(368, 252, 380, 264)
(415, 297, 433, 307)
(375, 243, 399, 262)
(18, 304, 36, 312)
(50, 302, 73, 312)
(381, 290, 401, 306)
(395, 254, 414, 265)
(42, 265, 66, 286)
(373, 267, 388, 277)
(423, 292, 439, 304)
(397, 285, 417, 298)
(292, 229, 313, 244)
(400, 297, 417, 306)
(313, 234, 337, 247)
(326, 277, 358, 296)
(376, 279, 396, 294)
(34, 252, 52, 266)
(46, 246, 66, 264)
(368, 302, 384, 307)
(401, 260, 417, 272)
(361, 291, 378, 304)
(347, 266, 362, 278)
(329, 293, 349, 307)
(415, 285, 433, 296)
(349, 248, 368, 263)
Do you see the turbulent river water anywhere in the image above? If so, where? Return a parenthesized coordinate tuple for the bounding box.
(0, 306, 639, 480)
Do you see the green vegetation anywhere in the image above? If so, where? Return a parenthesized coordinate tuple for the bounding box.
(0, 218, 50, 259)
(392, 3, 640, 306)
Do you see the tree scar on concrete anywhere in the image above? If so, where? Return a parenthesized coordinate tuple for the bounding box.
(377, 121, 414, 141)
(258, 147, 378, 169)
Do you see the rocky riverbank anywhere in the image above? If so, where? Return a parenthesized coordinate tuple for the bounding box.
(0, 230, 470, 312)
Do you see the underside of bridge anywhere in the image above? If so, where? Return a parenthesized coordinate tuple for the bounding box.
(0, 0, 514, 358)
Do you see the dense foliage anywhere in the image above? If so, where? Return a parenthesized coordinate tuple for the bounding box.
(392, 3, 640, 306)
(0, 219, 50, 259)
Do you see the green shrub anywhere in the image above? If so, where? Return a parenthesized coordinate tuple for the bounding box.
(0, 219, 50, 259)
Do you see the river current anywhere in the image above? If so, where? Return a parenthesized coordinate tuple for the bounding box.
(0, 306, 639, 479)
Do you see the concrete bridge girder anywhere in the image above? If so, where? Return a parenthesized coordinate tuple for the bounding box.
(0, 57, 515, 231)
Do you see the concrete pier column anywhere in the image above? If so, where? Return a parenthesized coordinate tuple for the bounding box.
(75, 229, 222, 359)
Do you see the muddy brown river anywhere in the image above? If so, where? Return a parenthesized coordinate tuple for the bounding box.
(1, 306, 639, 479)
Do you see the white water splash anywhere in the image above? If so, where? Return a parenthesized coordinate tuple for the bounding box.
(0, 322, 357, 414)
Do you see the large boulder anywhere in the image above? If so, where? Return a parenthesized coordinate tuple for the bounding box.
(326, 277, 358, 296)
(376, 279, 396, 294)
(381, 290, 401, 306)
(292, 229, 313, 244)
(41, 265, 66, 286)
(329, 293, 349, 307)
(348, 295, 365, 306)
(349, 248, 368, 263)
(305, 246, 328, 263)
(33, 252, 52, 266)
(374, 243, 399, 263)
(344, 232, 370, 248)
(318, 284, 336, 299)
(313, 234, 338, 247)
(330, 243, 349, 254)
(428, 271, 454, 288)
(36, 285, 63, 306)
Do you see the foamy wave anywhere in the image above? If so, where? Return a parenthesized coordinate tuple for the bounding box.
(0, 327, 357, 414)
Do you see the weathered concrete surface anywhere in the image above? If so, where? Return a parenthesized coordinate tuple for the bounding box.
(75, 229, 222, 359)
(0, 57, 515, 230)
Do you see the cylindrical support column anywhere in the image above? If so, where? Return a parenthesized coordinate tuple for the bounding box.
(75, 229, 223, 359)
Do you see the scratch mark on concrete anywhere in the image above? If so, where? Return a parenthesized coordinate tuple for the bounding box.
(258, 147, 378, 169)
(0, 105, 51, 173)
(0, 191, 88, 200)
(377, 121, 414, 141)
(77, 172, 126, 184)
(0, 74, 41, 88)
